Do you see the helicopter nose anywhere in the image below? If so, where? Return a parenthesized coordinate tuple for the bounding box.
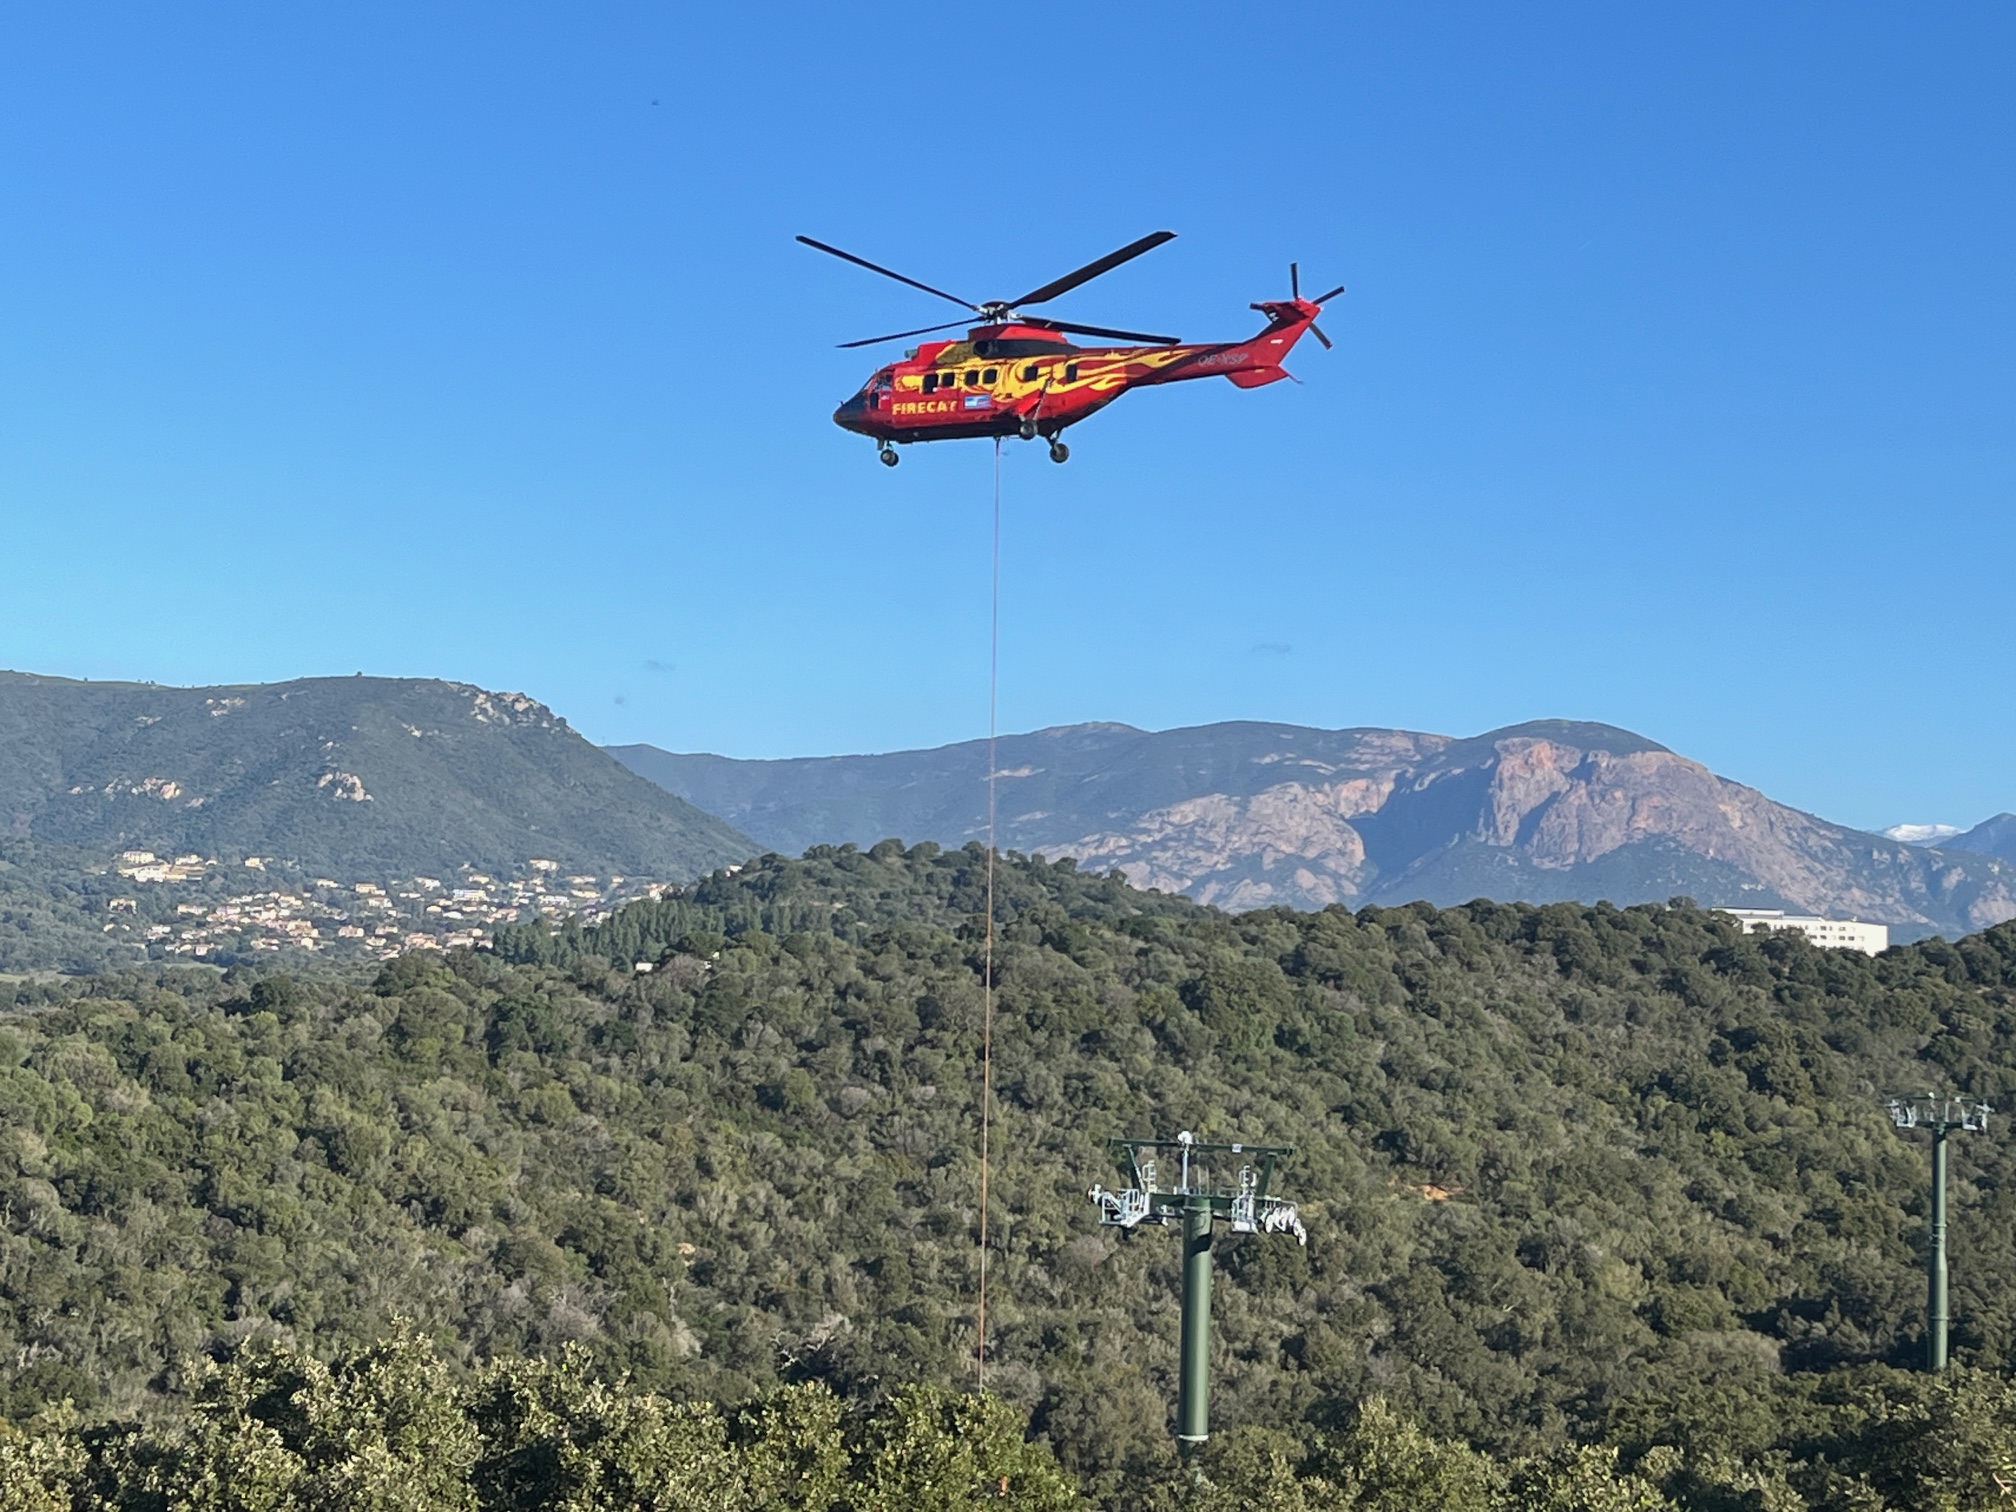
(832, 390, 870, 433)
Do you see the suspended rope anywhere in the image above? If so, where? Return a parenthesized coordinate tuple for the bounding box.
(977, 437, 1001, 1391)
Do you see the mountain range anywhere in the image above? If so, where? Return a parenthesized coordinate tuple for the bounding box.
(613, 718, 2016, 939)
(1947, 813, 2016, 863)
(5, 667, 2009, 944)
(0, 671, 754, 880)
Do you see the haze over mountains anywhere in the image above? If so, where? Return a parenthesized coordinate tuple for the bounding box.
(0, 671, 753, 880)
(614, 719, 2016, 940)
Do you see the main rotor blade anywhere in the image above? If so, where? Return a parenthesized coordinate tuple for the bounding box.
(1034, 318, 1181, 346)
(1008, 230, 1176, 308)
(796, 235, 976, 311)
(836, 317, 977, 349)
(1309, 322, 1334, 350)
(1290, 262, 1300, 299)
(1312, 284, 1346, 305)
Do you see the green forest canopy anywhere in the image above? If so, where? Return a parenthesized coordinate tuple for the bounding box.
(6, 841, 2016, 1507)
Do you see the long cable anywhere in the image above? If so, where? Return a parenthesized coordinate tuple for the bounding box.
(977, 436, 1000, 1391)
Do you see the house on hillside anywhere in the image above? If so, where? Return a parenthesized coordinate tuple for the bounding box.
(1719, 908, 1889, 955)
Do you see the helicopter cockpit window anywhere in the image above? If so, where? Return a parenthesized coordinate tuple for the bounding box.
(923, 373, 938, 393)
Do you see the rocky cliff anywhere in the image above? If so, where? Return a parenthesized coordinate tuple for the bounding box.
(614, 720, 2016, 937)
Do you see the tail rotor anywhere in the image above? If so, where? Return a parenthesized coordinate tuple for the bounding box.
(1290, 262, 1343, 349)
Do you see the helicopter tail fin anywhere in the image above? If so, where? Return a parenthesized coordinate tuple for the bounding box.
(1224, 304, 1319, 371)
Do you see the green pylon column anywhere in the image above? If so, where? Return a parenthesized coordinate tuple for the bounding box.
(1176, 1198, 1213, 1451)
(1929, 1124, 1949, 1372)
(1088, 1133, 1303, 1462)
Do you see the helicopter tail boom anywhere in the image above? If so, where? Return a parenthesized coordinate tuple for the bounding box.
(1141, 299, 1321, 387)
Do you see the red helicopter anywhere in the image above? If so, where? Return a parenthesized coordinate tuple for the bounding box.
(798, 231, 1341, 465)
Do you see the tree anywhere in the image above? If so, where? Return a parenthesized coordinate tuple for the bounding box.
(848, 1386, 1078, 1512)
(1311, 1397, 1502, 1511)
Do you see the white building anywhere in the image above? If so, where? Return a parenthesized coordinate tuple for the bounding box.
(1719, 908, 1889, 955)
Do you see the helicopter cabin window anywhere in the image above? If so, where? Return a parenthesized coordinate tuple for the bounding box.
(1065, 363, 1080, 381)
(965, 370, 980, 387)
(1021, 364, 1040, 381)
(922, 373, 938, 393)
(983, 367, 998, 384)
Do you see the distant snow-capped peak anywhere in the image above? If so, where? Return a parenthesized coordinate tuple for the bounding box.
(1883, 823, 1964, 846)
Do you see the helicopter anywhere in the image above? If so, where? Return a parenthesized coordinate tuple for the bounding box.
(797, 231, 1341, 465)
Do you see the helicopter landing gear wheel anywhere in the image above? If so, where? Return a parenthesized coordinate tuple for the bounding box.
(1048, 439, 1070, 464)
(1018, 418, 1039, 441)
(878, 446, 899, 467)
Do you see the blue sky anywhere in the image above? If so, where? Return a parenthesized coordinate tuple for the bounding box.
(3, 4, 2011, 832)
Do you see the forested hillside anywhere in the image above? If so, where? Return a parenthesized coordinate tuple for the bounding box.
(0, 840, 141, 976)
(0, 670, 755, 879)
(6, 845, 2016, 1507)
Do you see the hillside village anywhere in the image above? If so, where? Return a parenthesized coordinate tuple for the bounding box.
(98, 850, 671, 964)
